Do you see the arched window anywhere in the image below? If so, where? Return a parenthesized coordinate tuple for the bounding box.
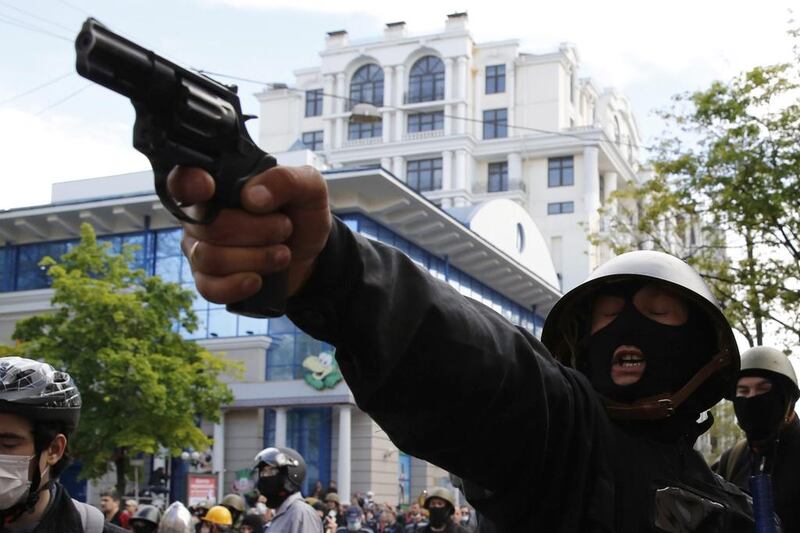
(349, 64, 384, 108)
(408, 56, 445, 103)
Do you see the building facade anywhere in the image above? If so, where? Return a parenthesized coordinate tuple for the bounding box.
(257, 12, 649, 292)
(0, 156, 560, 506)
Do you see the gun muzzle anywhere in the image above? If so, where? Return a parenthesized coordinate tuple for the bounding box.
(75, 18, 163, 101)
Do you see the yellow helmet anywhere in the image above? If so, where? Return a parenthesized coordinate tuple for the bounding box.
(203, 505, 233, 526)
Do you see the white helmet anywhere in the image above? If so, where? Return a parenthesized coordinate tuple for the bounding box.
(740, 346, 800, 400)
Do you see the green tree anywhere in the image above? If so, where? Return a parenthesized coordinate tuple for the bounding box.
(594, 28, 800, 350)
(12, 223, 237, 496)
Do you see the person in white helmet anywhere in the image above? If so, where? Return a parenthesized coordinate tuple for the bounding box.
(715, 346, 800, 532)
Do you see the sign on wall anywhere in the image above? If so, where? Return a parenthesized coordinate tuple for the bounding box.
(302, 351, 343, 390)
(187, 474, 217, 507)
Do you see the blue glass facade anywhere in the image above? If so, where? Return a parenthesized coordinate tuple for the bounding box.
(0, 210, 547, 502)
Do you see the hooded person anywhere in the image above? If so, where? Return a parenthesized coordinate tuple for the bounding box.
(221, 493, 246, 529)
(252, 446, 322, 533)
(172, 163, 757, 531)
(715, 346, 800, 532)
(417, 488, 467, 533)
(0, 356, 127, 533)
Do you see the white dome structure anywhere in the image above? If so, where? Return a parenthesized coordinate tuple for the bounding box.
(447, 199, 560, 290)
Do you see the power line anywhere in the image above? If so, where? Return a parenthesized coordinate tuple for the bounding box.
(197, 70, 660, 154)
(35, 84, 90, 116)
(55, 0, 91, 17)
(0, 72, 75, 106)
(0, 13, 71, 42)
(0, 0, 75, 32)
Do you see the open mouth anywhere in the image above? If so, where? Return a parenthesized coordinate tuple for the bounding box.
(610, 346, 646, 385)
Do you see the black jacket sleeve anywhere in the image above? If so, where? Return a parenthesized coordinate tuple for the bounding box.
(287, 218, 612, 530)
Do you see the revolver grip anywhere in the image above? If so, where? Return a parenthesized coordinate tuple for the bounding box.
(226, 270, 289, 318)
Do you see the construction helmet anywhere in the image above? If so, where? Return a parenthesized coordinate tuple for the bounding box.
(221, 493, 245, 513)
(739, 346, 800, 402)
(424, 487, 455, 510)
(203, 505, 233, 526)
(542, 251, 739, 419)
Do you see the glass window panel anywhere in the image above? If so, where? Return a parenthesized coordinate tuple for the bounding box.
(238, 316, 268, 336)
(267, 334, 296, 381)
(207, 309, 238, 338)
(156, 230, 182, 258)
(269, 315, 298, 335)
(155, 256, 181, 282)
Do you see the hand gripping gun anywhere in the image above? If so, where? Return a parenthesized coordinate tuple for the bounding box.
(75, 18, 285, 317)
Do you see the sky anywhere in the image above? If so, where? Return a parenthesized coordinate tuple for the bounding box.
(0, 0, 797, 211)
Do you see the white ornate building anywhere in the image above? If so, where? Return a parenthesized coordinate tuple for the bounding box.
(257, 12, 649, 291)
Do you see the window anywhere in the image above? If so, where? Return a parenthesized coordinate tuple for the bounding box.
(488, 162, 508, 192)
(548, 156, 574, 187)
(349, 64, 384, 107)
(407, 158, 443, 192)
(486, 64, 505, 94)
(614, 116, 622, 145)
(305, 89, 323, 117)
(547, 201, 575, 215)
(348, 119, 382, 140)
(483, 108, 508, 139)
(301, 131, 324, 151)
(407, 111, 444, 133)
(408, 56, 445, 103)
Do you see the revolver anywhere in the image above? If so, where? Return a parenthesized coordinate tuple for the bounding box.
(74, 17, 285, 318)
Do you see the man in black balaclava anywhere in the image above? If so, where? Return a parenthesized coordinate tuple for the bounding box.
(715, 346, 800, 532)
(411, 488, 467, 533)
(252, 446, 321, 533)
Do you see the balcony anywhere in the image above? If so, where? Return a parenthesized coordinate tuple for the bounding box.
(473, 180, 527, 195)
(404, 91, 444, 104)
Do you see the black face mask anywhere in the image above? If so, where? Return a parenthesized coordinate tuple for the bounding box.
(428, 507, 450, 529)
(583, 303, 711, 404)
(734, 390, 787, 443)
(257, 474, 288, 509)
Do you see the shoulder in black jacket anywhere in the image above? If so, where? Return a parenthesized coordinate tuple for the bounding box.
(287, 218, 754, 533)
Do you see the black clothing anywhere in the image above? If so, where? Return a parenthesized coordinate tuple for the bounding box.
(716, 416, 800, 532)
(287, 218, 754, 533)
(406, 523, 467, 533)
(0, 482, 126, 533)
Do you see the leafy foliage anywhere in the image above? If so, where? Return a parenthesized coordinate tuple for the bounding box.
(11, 224, 237, 491)
(593, 30, 800, 350)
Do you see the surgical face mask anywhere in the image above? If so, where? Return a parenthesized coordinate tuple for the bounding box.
(0, 454, 34, 510)
(460, 513, 470, 524)
(347, 519, 362, 531)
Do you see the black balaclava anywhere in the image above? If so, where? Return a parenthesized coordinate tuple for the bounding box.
(257, 472, 290, 509)
(734, 373, 793, 445)
(428, 506, 452, 529)
(582, 285, 714, 406)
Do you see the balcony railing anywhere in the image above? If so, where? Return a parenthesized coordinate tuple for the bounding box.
(404, 91, 444, 104)
(473, 179, 527, 195)
(402, 130, 445, 142)
(342, 137, 383, 148)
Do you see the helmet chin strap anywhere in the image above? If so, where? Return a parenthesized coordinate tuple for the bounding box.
(602, 349, 732, 421)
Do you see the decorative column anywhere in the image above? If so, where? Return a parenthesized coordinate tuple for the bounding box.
(584, 146, 601, 270)
(323, 74, 335, 149)
(442, 150, 453, 191)
(274, 407, 288, 448)
(380, 157, 392, 171)
(507, 62, 515, 135)
(394, 65, 405, 140)
(507, 152, 522, 190)
(392, 156, 405, 180)
(213, 419, 225, 502)
(337, 405, 352, 502)
(334, 73, 346, 148)
(383, 66, 394, 143)
(444, 58, 454, 136)
(456, 57, 468, 134)
(454, 150, 468, 191)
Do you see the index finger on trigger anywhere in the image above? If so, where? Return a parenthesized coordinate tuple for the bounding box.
(166, 166, 216, 206)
